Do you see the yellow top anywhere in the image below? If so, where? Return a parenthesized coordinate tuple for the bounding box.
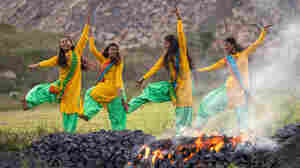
(88, 37, 124, 103)
(142, 19, 193, 107)
(196, 28, 267, 107)
(38, 24, 89, 115)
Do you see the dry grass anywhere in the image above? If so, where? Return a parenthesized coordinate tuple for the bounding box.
(0, 92, 300, 152)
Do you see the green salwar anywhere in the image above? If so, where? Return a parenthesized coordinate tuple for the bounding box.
(25, 82, 78, 133)
(83, 87, 127, 130)
(128, 81, 194, 135)
(196, 83, 249, 131)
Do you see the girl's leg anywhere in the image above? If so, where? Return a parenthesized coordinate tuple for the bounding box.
(62, 112, 78, 133)
(195, 84, 228, 130)
(235, 103, 249, 132)
(25, 83, 57, 109)
(127, 81, 173, 113)
(175, 77, 196, 135)
(107, 96, 127, 130)
(175, 106, 193, 136)
(83, 87, 104, 121)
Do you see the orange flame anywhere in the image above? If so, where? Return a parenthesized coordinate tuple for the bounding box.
(208, 136, 225, 152)
(144, 146, 151, 159)
(152, 149, 164, 164)
(131, 132, 249, 166)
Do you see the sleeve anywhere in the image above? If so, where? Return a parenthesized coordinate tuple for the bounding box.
(177, 19, 190, 74)
(196, 58, 226, 72)
(243, 28, 267, 55)
(89, 37, 106, 63)
(116, 61, 124, 89)
(142, 56, 165, 80)
(74, 24, 89, 57)
(38, 56, 58, 68)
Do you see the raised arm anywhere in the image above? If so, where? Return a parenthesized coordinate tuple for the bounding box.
(243, 28, 267, 55)
(143, 55, 165, 80)
(175, 9, 190, 74)
(74, 24, 89, 56)
(74, 9, 92, 56)
(89, 37, 106, 63)
(38, 56, 59, 68)
(196, 58, 226, 72)
(116, 61, 124, 89)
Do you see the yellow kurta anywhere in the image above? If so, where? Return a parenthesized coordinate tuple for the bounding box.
(88, 37, 124, 104)
(197, 28, 267, 108)
(142, 19, 193, 107)
(38, 24, 89, 115)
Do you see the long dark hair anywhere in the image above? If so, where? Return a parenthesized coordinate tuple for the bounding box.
(58, 37, 75, 68)
(224, 37, 244, 53)
(102, 43, 121, 65)
(57, 37, 88, 70)
(163, 35, 194, 70)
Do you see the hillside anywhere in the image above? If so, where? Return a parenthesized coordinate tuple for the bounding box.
(0, 0, 300, 97)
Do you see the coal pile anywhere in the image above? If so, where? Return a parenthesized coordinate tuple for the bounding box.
(23, 130, 155, 168)
(127, 135, 279, 168)
(1, 123, 300, 168)
(271, 123, 300, 168)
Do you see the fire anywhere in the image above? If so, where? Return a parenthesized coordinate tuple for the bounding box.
(129, 132, 250, 167)
(208, 136, 225, 152)
(144, 145, 151, 159)
(184, 153, 194, 162)
(152, 149, 164, 164)
(139, 145, 151, 160)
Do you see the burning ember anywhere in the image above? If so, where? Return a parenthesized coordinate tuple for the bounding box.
(5, 124, 297, 168)
(128, 133, 252, 168)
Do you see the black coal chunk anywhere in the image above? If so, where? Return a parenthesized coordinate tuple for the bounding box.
(1, 123, 300, 167)
(20, 130, 154, 168)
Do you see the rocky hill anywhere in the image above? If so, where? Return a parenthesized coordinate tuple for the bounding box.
(2, 0, 299, 48)
(0, 0, 300, 95)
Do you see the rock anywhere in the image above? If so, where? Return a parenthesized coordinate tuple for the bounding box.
(0, 78, 16, 93)
(126, 33, 135, 40)
(104, 32, 115, 40)
(0, 0, 288, 48)
(0, 70, 17, 79)
(8, 91, 20, 99)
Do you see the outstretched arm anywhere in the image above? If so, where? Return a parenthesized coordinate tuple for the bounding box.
(89, 36, 106, 63)
(38, 56, 59, 68)
(196, 58, 226, 72)
(74, 10, 91, 56)
(243, 26, 268, 55)
(142, 55, 165, 80)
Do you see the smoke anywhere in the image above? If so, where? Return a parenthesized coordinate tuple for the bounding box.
(245, 18, 300, 138)
(184, 3, 300, 143)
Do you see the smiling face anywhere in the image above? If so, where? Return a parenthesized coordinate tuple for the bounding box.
(108, 45, 119, 59)
(59, 38, 73, 51)
(224, 42, 234, 54)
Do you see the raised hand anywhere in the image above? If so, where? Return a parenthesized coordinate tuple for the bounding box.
(263, 24, 272, 30)
(136, 78, 145, 88)
(87, 8, 91, 25)
(28, 64, 39, 71)
(171, 7, 181, 19)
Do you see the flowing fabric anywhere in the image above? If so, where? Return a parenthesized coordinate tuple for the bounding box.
(195, 28, 267, 132)
(24, 24, 90, 133)
(83, 87, 127, 130)
(82, 36, 127, 130)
